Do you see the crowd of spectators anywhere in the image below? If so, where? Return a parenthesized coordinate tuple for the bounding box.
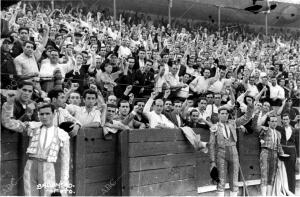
(1, 1, 300, 139)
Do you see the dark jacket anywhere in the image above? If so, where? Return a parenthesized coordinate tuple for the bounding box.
(1, 49, 17, 89)
(276, 125, 299, 156)
(164, 111, 184, 127)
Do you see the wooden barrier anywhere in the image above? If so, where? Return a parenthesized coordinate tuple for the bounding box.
(117, 128, 212, 196)
(74, 127, 118, 196)
(1, 127, 262, 196)
(118, 128, 262, 196)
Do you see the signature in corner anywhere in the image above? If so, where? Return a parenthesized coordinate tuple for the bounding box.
(101, 173, 124, 195)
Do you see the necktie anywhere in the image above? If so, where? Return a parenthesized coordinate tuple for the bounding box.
(224, 124, 230, 139)
(43, 128, 48, 149)
(272, 130, 277, 144)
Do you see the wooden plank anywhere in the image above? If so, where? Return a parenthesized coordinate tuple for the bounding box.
(128, 128, 210, 143)
(1, 142, 18, 161)
(129, 141, 195, 157)
(239, 155, 261, 181)
(1, 178, 19, 196)
(86, 152, 116, 167)
(84, 128, 104, 139)
(1, 160, 19, 180)
(74, 128, 86, 195)
(85, 165, 116, 183)
(86, 138, 115, 153)
(169, 189, 198, 196)
(129, 178, 196, 196)
(129, 153, 200, 171)
(195, 157, 211, 186)
(117, 130, 129, 195)
(85, 181, 118, 196)
(129, 165, 195, 187)
(1, 129, 20, 143)
(129, 129, 185, 142)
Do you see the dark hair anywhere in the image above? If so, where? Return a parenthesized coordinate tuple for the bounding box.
(190, 109, 199, 116)
(165, 99, 173, 104)
(38, 104, 56, 113)
(146, 59, 153, 65)
(281, 113, 290, 119)
(18, 27, 29, 33)
(55, 33, 63, 39)
(197, 97, 207, 104)
(107, 103, 117, 109)
(81, 51, 88, 55)
(50, 49, 59, 54)
(18, 80, 34, 89)
(83, 89, 98, 99)
(48, 89, 64, 101)
(173, 100, 182, 104)
(118, 99, 129, 107)
(23, 40, 35, 48)
(139, 48, 146, 53)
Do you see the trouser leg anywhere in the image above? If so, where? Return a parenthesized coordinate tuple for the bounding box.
(227, 146, 239, 193)
(261, 185, 267, 196)
(23, 160, 39, 196)
(283, 147, 296, 193)
(39, 162, 56, 196)
(266, 185, 273, 196)
(260, 149, 268, 196)
(216, 149, 226, 194)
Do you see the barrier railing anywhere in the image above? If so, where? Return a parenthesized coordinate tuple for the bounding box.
(0, 127, 266, 196)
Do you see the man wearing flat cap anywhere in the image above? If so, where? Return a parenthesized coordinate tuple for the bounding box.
(209, 101, 254, 196)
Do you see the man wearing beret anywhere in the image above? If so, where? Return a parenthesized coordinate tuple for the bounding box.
(209, 101, 254, 196)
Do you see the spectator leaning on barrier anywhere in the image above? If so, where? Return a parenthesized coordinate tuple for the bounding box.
(47, 89, 81, 137)
(66, 89, 104, 128)
(143, 92, 176, 129)
(1, 1, 300, 195)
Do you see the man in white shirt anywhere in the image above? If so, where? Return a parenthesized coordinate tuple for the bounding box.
(244, 76, 259, 98)
(208, 68, 234, 94)
(40, 49, 73, 79)
(143, 92, 176, 129)
(189, 68, 219, 96)
(268, 76, 285, 106)
(118, 39, 131, 58)
(165, 63, 188, 92)
(197, 98, 211, 126)
(66, 89, 103, 127)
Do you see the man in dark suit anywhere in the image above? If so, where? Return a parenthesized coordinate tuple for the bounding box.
(133, 48, 146, 70)
(276, 113, 299, 193)
(164, 100, 184, 127)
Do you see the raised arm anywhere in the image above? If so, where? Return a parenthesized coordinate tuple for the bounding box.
(2, 101, 26, 132)
(276, 98, 287, 116)
(235, 103, 254, 127)
(143, 92, 156, 118)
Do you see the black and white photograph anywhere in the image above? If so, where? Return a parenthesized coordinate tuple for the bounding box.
(0, 0, 299, 196)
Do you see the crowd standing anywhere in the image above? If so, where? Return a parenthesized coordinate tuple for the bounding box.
(1, 1, 300, 196)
